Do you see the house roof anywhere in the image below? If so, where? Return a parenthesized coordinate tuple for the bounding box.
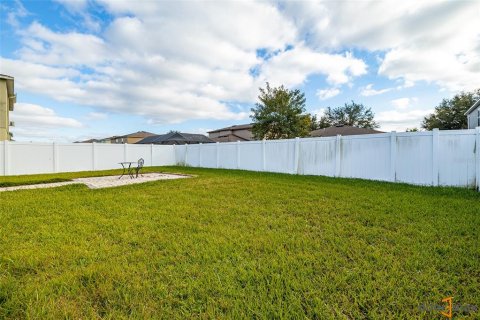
(136, 132, 214, 144)
(76, 138, 102, 143)
(0, 74, 14, 81)
(207, 123, 253, 133)
(465, 99, 480, 115)
(117, 131, 157, 138)
(310, 125, 384, 137)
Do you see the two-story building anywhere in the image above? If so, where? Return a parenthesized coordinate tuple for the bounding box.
(0, 74, 16, 141)
(208, 124, 254, 142)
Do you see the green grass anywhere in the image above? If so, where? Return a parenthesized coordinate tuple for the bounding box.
(0, 167, 479, 319)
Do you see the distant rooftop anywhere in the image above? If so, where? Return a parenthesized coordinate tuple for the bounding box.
(117, 131, 157, 138)
(310, 125, 384, 137)
(137, 132, 214, 144)
(207, 123, 253, 133)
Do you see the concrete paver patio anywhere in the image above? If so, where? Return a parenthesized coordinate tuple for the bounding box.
(0, 173, 189, 192)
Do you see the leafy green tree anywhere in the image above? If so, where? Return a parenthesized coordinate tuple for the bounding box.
(309, 114, 320, 131)
(319, 101, 379, 129)
(251, 83, 311, 139)
(422, 89, 480, 130)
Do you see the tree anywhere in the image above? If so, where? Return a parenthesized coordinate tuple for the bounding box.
(319, 101, 379, 129)
(309, 114, 321, 131)
(406, 128, 419, 132)
(422, 89, 480, 130)
(250, 83, 311, 139)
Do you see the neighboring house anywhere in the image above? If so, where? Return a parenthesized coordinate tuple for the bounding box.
(111, 131, 156, 144)
(208, 123, 254, 142)
(76, 138, 103, 143)
(0, 74, 16, 141)
(310, 125, 384, 137)
(136, 132, 214, 145)
(465, 99, 480, 129)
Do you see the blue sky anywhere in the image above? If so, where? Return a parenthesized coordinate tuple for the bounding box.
(1, 0, 479, 142)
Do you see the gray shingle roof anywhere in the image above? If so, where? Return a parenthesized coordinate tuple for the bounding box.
(136, 132, 214, 144)
(207, 123, 253, 133)
(310, 125, 383, 137)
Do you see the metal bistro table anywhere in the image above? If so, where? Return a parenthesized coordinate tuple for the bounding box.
(118, 161, 136, 179)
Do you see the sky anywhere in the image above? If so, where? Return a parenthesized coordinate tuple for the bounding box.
(1, 0, 479, 142)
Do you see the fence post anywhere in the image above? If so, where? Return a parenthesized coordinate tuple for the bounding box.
(216, 142, 220, 168)
(432, 128, 439, 186)
(3, 140, 8, 176)
(390, 131, 396, 182)
(123, 143, 127, 162)
(198, 143, 202, 167)
(293, 137, 300, 174)
(236, 140, 240, 169)
(92, 142, 97, 171)
(262, 139, 266, 172)
(53, 142, 58, 173)
(184, 144, 188, 166)
(151, 144, 154, 166)
(335, 135, 341, 177)
(476, 127, 480, 191)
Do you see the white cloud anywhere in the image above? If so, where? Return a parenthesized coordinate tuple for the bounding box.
(360, 84, 392, 96)
(5, 1, 368, 125)
(5, 0, 29, 28)
(5, 0, 477, 133)
(10, 103, 83, 141)
(86, 112, 108, 120)
(391, 97, 417, 110)
(316, 88, 340, 100)
(280, 1, 480, 91)
(261, 47, 366, 87)
(11, 103, 83, 128)
(377, 109, 431, 132)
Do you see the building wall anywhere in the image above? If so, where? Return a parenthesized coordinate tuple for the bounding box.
(467, 107, 479, 129)
(209, 128, 253, 142)
(0, 80, 10, 141)
(126, 137, 147, 144)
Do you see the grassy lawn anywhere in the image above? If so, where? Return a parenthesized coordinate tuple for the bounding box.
(0, 167, 479, 319)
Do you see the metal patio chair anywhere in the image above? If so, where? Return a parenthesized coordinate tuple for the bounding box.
(131, 158, 144, 178)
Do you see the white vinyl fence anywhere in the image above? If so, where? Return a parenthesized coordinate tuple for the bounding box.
(2, 129, 480, 190)
(176, 128, 480, 190)
(0, 142, 176, 176)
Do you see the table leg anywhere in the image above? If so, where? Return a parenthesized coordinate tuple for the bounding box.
(128, 163, 134, 179)
(119, 163, 126, 179)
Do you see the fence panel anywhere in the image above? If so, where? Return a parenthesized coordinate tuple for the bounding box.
(217, 143, 237, 169)
(185, 144, 200, 167)
(174, 145, 186, 165)
(265, 140, 295, 174)
(95, 144, 125, 170)
(153, 145, 176, 166)
(396, 133, 434, 185)
(298, 138, 336, 176)
(200, 144, 217, 168)
(9, 143, 54, 175)
(57, 143, 93, 172)
(239, 141, 263, 171)
(438, 131, 476, 187)
(340, 135, 391, 181)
